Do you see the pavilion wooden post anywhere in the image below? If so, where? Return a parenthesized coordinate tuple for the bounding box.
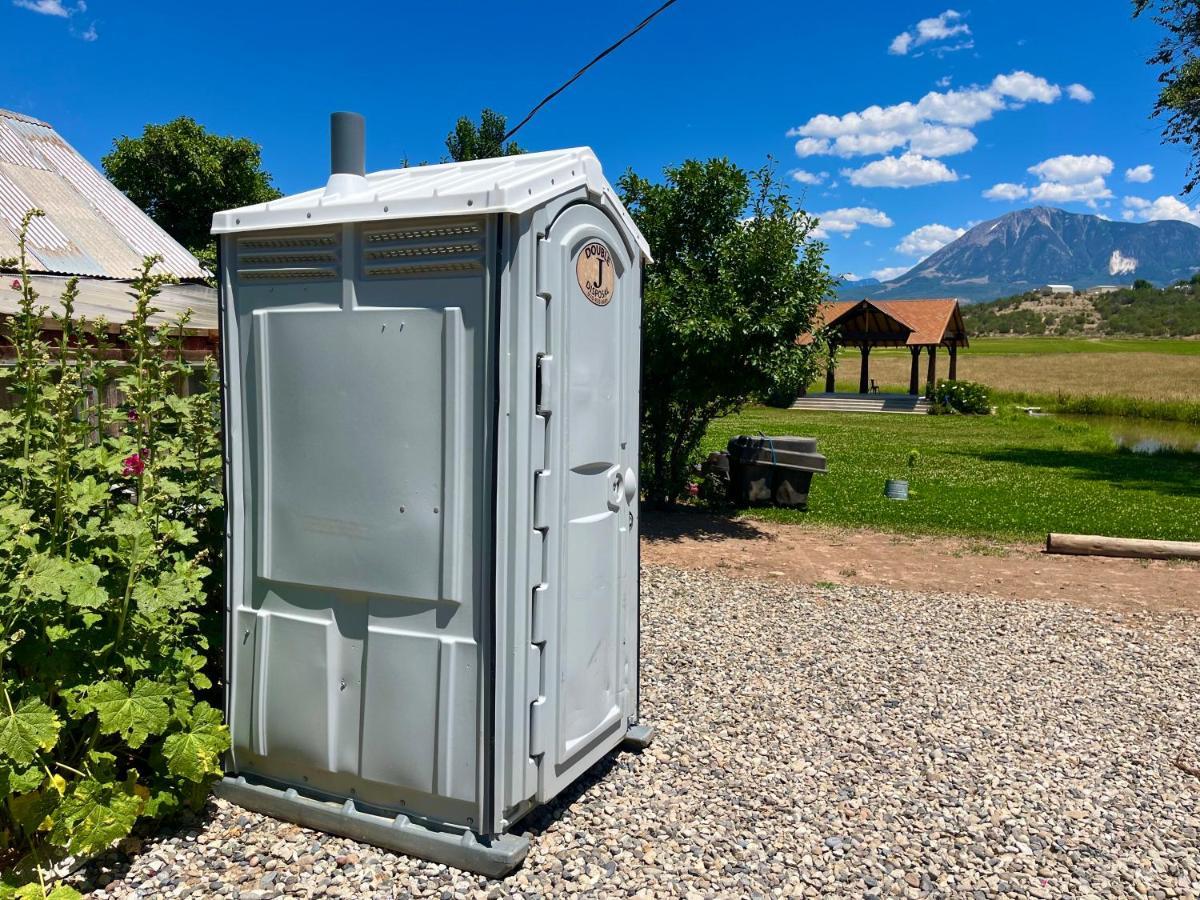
(925, 345, 938, 396)
(948, 344, 958, 380)
(858, 345, 871, 394)
(908, 346, 921, 395)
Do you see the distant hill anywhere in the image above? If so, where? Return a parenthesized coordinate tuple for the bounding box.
(839, 207, 1200, 302)
(962, 280, 1200, 337)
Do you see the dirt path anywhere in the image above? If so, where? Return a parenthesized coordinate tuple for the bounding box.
(642, 511, 1200, 615)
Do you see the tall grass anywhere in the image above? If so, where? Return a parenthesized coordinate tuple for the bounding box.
(993, 390, 1200, 425)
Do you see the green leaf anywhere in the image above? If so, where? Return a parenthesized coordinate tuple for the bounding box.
(0, 697, 61, 764)
(0, 761, 45, 795)
(49, 777, 142, 857)
(162, 702, 228, 783)
(67, 475, 109, 515)
(132, 559, 205, 617)
(21, 557, 108, 609)
(85, 680, 172, 749)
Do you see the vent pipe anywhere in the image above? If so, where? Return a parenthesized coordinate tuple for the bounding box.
(325, 111, 369, 197)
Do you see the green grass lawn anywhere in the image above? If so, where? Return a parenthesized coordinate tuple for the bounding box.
(703, 406, 1200, 542)
(958, 336, 1200, 356)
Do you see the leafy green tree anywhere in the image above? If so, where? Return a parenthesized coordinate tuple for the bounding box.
(102, 117, 281, 269)
(1134, 0, 1200, 192)
(619, 159, 835, 506)
(445, 109, 524, 161)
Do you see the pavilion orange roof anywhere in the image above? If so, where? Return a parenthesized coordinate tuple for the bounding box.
(801, 298, 968, 348)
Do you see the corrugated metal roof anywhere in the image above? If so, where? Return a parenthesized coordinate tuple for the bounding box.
(0, 108, 208, 281)
(2, 274, 217, 331)
(212, 147, 652, 260)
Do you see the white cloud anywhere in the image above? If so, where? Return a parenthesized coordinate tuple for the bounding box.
(1019, 155, 1115, 206)
(896, 223, 967, 257)
(907, 124, 977, 157)
(842, 272, 863, 282)
(1027, 154, 1113, 183)
(791, 169, 828, 186)
(1067, 83, 1095, 103)
(13, 0, 78, 15)
(889, 10, 971, 56)
(992, 71, 1062, 103)
(812, 207, 894, 239)
(843, 153, 959, 188)
(794, 137, 831, 157)
(1029, 176, 1113, 204)
(1122, 195, 1200, 227)
(983, 182, 1029, 201)
(787, 71, 1064, 165)
(1125, 164, 1154, 183)
(14, 0, 94, 39)
(889, 32, 914, 55)
(871, 266, 912, 282)
(936, 75, 953, 88)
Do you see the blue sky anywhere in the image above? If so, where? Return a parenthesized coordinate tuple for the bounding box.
(1, 0, 1191, 280)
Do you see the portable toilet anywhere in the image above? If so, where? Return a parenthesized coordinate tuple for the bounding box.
(211, 113, 652, 876)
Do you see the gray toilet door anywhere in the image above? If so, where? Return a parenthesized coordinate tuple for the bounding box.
(537, 203, 638, 800)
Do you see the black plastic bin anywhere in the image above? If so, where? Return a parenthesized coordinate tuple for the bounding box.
(727, 435, 827, 509)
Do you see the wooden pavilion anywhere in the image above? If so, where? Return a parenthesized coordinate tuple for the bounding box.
(807, 298, 969, 395)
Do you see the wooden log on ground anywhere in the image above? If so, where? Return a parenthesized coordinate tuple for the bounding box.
(1046, 533, 1200, 561)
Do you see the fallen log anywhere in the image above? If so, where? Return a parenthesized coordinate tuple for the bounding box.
(1046, 533, 1200, 561)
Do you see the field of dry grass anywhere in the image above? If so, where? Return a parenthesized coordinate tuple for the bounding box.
(842, 346, 1200, 403)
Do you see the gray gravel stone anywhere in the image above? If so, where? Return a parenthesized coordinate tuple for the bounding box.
(74, 567, 1200, 898)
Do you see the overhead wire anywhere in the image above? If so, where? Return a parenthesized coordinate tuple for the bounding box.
(502, 0, 680, 142)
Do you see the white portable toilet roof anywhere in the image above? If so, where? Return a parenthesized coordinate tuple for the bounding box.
(211, 146, 651, 259)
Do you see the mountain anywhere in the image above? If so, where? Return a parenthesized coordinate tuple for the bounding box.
(840, 207, 1200, 302)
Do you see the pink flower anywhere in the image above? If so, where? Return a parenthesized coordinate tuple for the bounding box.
(687, 482, 700, 497)
(121, 452, 145, 477)
(9, 279, 19, 291)
(126, 408, 138, 422)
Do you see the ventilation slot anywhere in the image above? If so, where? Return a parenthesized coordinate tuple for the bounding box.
(361, 221, 484, 279)
(237, 233, 340, 282)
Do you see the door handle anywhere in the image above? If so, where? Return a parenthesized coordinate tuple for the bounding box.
(607, 465, 623, 512)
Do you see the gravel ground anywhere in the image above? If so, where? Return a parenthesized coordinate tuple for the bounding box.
(77, 566, 1200, 899)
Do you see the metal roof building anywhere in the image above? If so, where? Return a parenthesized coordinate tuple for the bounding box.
(0, 108, 207, 281)
(0, 108, 215, 343)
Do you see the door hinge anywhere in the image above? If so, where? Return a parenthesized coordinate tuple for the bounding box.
(531, 583, 549, 645)
(532, 470, 550, 531)
(535, 237, 551, 300)
(529, 697, 548, 759)
(536, 353, 554, 416)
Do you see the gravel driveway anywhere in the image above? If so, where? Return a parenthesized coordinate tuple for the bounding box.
(80, 567, 1200, 898)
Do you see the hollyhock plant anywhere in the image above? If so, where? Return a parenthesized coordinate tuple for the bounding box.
(122, 451, 145, 477)
(0, 209, 228, 896)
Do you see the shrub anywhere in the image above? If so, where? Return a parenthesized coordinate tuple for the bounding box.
(619, 159, 834, 505)
(929, 379, 991, 415)
(0, 212, 228, 897)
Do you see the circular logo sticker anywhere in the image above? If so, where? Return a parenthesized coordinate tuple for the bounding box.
(576, 241, 615, 306)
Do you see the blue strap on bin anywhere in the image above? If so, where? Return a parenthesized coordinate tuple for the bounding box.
(757, 432, 777, 464)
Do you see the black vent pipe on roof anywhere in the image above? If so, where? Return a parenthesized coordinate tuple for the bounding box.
(330, 111, 365, 178)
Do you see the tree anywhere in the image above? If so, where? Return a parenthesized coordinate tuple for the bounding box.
(1133, 1, 1200, 192)
(445, 109, 524, 162)
(102, 117, 281, 270)
(618, 159, 835, 506)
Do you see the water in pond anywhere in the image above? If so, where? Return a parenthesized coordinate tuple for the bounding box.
(1057, 414, 1200, 455)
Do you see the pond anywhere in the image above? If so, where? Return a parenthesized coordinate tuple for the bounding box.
(1058, 414, 1200, 455)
